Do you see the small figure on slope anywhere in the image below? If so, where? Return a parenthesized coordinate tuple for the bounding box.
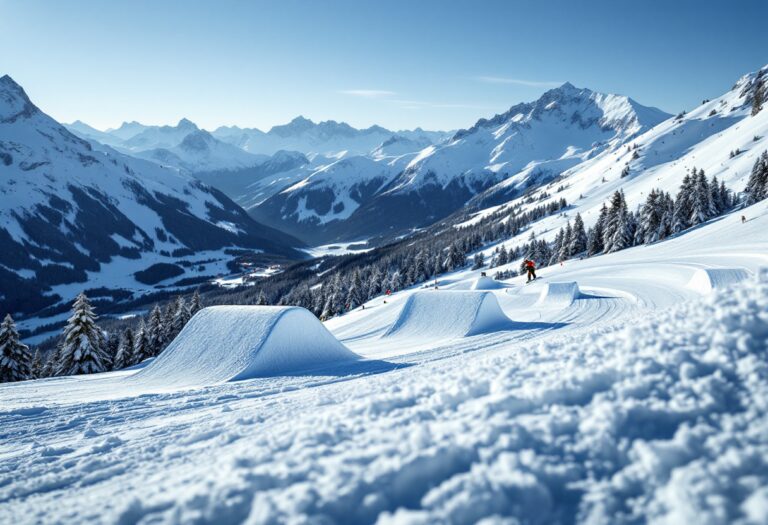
(524, 259, 537, 282)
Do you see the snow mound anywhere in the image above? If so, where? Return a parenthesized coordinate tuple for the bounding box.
(687, 268, 751, 294)
(536, 281, 581, 307)
(470, 276, 505, 290)
(383, 291, 512, 340)
(134, 306, 358, 386)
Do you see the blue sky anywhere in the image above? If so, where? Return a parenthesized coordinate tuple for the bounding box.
(1, 0, 766, 131)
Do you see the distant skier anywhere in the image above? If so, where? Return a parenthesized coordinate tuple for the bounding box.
(524, 259, 537, 282)
(742, 215, 747, 224)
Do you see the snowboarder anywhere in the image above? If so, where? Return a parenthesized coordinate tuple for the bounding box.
(742, 215, 747, 224)
(524, 259, 537, 282)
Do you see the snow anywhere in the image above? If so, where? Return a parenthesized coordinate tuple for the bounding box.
(687, 267, 751, 294)
(133, 306, 358, 387)
(1, 205, 768, 523)
(536, 281, 581, 307)
(383, 291, 514, 341)
(469, 275, 506, 290)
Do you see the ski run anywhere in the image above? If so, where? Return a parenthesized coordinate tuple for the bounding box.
(1, 197, 767, 524)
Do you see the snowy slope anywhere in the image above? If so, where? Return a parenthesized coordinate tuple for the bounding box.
(0, 75, 303, 317)
(1, 197, 766, 524)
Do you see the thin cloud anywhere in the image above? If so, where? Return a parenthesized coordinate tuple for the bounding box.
(474, 76, 562, 88)
(339, 89, 397, 99)
(391, 99, 493, 111)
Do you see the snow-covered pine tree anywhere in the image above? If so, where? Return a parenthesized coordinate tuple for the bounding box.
(0, 314, 31, 383)
(161, 302, 176, 344)
(559, 222, 573, 260)
(104, 331, 120, 370)
(752, 76, 764, 116)
(690, 169, 715, 225)
(347, 269, 365, 308)
(146, 305, 166, 357)
(604, 191, 632, 253)
(188, 289, 203, 316)
(500, 244, 511, 266)
(719, 180, 731, 210)
(639, 189, 664, 244)
(170, 296, 190, 338)
(602, 191, 623, 251)
(42, 345, 60, 378)
(57, 293, 108, 376)
(390, 270, 403, 292)
(132, 320, 152, 365)
(30, 349, 42, 379)
(569, 213, 587, 255)
(368, 268, 383, 298)
(471, 252, 485, 270)
(672, 174, 694, 232)
(745, 150, 768, 205)
(710, 175, 723, 214)
(114, 327, 135, 370)
(256, 290, 268, 305)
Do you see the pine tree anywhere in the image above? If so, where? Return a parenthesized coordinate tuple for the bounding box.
(752, 77, 764, 117)
(114, 328, 135, 370)
(588, 204, 608, 255)
(690, 169, 715, 225)
(569, 213, 587, 255)
(347, 269, 365, 308)
(189, 289, 203, 316)
(147, 305, 166, 357)
(30, 349, 42, 379)
(132, 320, 152, 364)
(672, 174, 694, 232)
(0, 314, 31, 383)
(745, 151, 768, 205)
(471, 252, 485, 270)
(57, 293, 108, 376)
(559, 222, 573, 260)
(42, 345, 60, 378)
(104, 331, 120, 370)
(256, 290, 268, 305)
(171, 297, 190, 337)
(497, 244, 509, 266)
(604, 191, 632, 253)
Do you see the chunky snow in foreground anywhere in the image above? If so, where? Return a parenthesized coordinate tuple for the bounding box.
(1, 206, 767, 524)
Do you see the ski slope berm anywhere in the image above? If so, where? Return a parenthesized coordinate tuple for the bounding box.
(470, 275, 506, 290)
(134, 306, 359, 387)
(383, 291, 513, 340)
(687, 268, 751, 294)
(536, 281, 581, 307)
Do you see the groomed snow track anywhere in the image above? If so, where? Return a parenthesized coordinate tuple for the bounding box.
(134, 306, 358, 387)
(687, 268, 751, 294)
(383, 291, 513, 340)
(536, 281, 581, 307)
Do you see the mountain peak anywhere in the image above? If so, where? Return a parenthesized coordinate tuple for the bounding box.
(177, 118, 198, 130)
(0, 74, 38, 123)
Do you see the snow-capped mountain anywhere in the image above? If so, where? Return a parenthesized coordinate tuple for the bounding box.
(132, 129, 268, 172)
(452, 64, 768, 254)
(0, 75, 304, 317)
(212, 117, 451, 156)
(251, 83, 671, 244)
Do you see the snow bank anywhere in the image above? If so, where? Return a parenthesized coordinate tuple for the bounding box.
(687, 267, 751, 294)
(536, 281, 581, 306)
(383, 291, 512, 340)
(469, 275, 505, 290)
(134, 306, 358, 386)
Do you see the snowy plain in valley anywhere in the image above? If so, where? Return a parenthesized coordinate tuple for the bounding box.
(1, 199, 767, 524)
